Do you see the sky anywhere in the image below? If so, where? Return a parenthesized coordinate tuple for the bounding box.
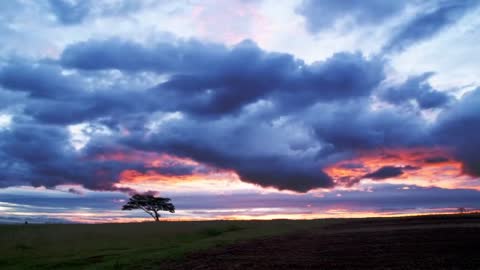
(1, 0, 480, 223)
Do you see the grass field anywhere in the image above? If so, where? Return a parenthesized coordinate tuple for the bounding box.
(0, 219, 329, 269)
(1, 214, 479, 269)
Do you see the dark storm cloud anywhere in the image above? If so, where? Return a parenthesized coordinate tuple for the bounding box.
(0, 62, 84, 99)
(297, 0, 409, 33)
(0, 61, 152, 125)
(60, 38, 228, 72)
(274, 53, 384, 110)
(337, 165, 419, 186)
(0, 122, 208, 192)
(384, 0, 480, 52)
(364, 166, 404, 180)
(0, 36, 476, 193)
(311, 102, 430, 153)
(5, 39, 387, 126)
(23, 89, 151, 125)
(0, 88, 24, 111)
(155, 51, 384, 117)
(434, 88, 480, 176)
(0, 123, 81, 188)
(0, 123, 126, 191)
(424, 156, 449, 164)
(379, 73, 453, 109)
(152, 40, 300, 116)
(61, 39, 384, 117)
(120, 115, 335, 192)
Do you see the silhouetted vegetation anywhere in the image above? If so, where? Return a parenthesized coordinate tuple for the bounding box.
(121, 194, 175, 222)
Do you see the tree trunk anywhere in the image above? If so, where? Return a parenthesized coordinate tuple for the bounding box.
(154, 211, 160, 222)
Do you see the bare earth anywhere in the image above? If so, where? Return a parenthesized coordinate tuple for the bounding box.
(161, 215, 480, 270)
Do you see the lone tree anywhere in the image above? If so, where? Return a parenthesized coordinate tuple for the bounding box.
(122, 194, 175, 222)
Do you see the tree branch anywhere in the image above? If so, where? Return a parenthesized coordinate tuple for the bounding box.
(139, 205, 155, 220)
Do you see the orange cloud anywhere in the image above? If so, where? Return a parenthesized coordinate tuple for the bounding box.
(90, 149, 279, 194)
(325, 147, 479, 190)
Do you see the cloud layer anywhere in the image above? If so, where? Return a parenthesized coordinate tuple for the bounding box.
(0, 0, 479, 197)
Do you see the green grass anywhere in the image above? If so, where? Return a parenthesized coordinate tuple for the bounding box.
(4, 214, 476, 269)
(0, 219, 329, 269)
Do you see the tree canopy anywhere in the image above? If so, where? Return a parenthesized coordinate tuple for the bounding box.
(122, 194, 175, 221)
